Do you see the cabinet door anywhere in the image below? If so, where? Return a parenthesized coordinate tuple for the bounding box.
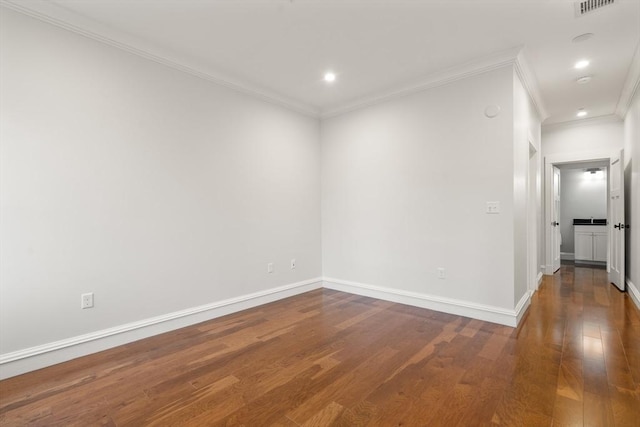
(575, 232, 593, 261)
(593, 232, 608, 262)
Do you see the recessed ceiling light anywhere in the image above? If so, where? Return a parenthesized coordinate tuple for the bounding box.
(572, 33, 594, 43)
(324, 72, 336, 83)
(576, 109, 588, 117)
(576, 75, 592, 84)
(574, 60, 590, 69)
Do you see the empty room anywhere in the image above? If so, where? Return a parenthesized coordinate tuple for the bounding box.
(1, 0, 639, 425)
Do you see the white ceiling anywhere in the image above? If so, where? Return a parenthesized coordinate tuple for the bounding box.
(4, 0, 640, 124)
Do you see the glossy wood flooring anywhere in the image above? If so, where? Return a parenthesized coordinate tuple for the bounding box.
(1, 265, 639, 426)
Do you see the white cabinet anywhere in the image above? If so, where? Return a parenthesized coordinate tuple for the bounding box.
(575, 230, 593, 260)
(593, 230, 608, 262)
(574, 225, 607, 263)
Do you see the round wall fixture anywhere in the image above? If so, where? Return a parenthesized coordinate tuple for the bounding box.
(484, 105, 501, 118)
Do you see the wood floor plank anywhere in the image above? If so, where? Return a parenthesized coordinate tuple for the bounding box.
(1, 267, 639, 425)
(583, 390, 615, 427)
(556, 357, 583, 402)
(608, 384, 640, 427)
(300, 401, 343, 427)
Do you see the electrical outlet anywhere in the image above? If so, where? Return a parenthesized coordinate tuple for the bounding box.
(290, 258, 296, 269)
(81, 292, 94, 309)
(486, 201, 500, 214)
(437, 268, 446, 279)
(267, 263, 274, 274)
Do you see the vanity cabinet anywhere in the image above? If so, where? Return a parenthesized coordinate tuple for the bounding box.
(574, 225, 607, 262)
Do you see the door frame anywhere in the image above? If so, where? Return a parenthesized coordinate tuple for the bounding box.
(544, 149, 613, 275)
(527, 139, 540, 294)
(551, 165, 562, 273)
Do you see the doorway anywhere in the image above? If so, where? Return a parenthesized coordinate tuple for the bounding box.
(544, 149, 626, 292)
(557, 161, 609, 267)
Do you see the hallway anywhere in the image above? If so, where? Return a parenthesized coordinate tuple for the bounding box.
(503, 265, 640, 425)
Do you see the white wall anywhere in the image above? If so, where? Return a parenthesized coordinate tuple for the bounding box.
(623, 87, 640, 308)
(558, 167, 608, 254)
(542, 117, 624, 157)
(0, 9, 321, 363)
(321, 66, 519, 318)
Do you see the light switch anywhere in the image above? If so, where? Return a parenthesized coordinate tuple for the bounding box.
(486, 201, 500, 214)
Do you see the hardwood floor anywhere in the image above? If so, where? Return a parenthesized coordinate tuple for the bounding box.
(1, 265, 639, 426)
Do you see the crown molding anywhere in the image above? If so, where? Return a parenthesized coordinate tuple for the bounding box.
(514, 49, 549, 122)
(0, 0, 319, 118)
(321, 46, 521, 118)
(615, 40, 640, 119)
(541, 113, 622, 132)
(2, 1, 550, 123)
(320, 46, 547, 120)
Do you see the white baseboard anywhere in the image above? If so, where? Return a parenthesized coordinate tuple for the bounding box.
(544, 264, 556, 275)
(627, 278, 640, 311)
(532, 271, 544, 293)
(0, 277, 323, 380)
(323, 277, 529, 328)
(560, 252, 574, 260)
(515, 291, 531, 325)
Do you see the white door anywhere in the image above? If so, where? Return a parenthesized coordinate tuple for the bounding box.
(551, 166, 561, 272)
(609, 150, 625, 291)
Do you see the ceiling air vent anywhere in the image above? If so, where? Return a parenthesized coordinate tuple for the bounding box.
(575, 0, 615, 17)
